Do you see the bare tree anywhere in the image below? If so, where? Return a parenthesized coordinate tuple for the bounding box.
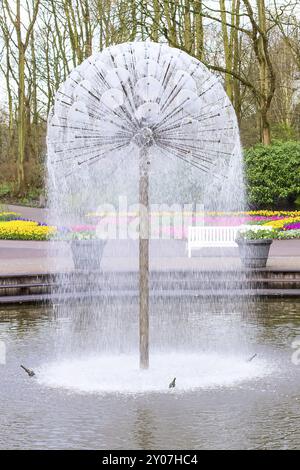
(3, 0, 40, 193)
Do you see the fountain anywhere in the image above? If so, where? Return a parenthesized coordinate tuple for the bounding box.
(46, 41, 246, 386)
(1, 43, 299, 451)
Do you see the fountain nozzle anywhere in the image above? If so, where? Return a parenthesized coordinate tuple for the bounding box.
(132, 127, 154, 148)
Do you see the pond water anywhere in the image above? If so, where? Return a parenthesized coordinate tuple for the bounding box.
(0, 298, 299, 450)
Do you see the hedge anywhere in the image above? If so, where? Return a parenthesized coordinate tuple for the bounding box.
(244, 141, 300, 208)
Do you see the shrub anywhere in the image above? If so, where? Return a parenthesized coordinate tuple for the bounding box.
(244, 141, 300, 208)
(0, 182, 13, 197)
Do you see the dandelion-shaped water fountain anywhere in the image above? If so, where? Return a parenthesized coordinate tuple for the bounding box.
(47, 42, 241, 371)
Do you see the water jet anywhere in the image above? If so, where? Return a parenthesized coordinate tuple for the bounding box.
(47, 41, 242, 375)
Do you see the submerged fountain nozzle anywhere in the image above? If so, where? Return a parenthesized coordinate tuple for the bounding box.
(20, 365, 35, 377)
(247, 353, 257, 363)
(169, 377, 176, 388)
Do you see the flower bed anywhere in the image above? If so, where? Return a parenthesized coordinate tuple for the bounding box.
(283, 222, 300, 231)
(264, 217, 300, 229)
(0, 211, 21, 222)
(0, 220, 56, 240)
(83, 210, 300, 239)
(0, 210, 300, 241)
(87, 210, 300, 218)
(277, 230, 300, 239)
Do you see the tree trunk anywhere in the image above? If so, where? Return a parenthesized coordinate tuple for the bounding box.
(152, 0, 160, 42)
(232, 0, 241, 122)
(220, 0, 233, 100)
(194, 1, 204, 60)
(184, 0, 192, 53)
(261, 111, 271, 144)
(17, 42, 26, 194)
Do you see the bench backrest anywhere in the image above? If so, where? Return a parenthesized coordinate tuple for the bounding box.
(188, 226, 241, 243)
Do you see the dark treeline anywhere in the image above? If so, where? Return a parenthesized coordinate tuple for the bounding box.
(0, 0, 300, 198)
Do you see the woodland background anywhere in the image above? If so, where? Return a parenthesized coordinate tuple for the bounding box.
(0, 1, 300, 207)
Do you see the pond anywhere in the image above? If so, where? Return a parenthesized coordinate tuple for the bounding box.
(0, 298, 299, 449)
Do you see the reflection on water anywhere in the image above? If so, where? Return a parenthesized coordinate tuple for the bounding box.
(0, 298, 299, 449)
(133, 408, 157, 449)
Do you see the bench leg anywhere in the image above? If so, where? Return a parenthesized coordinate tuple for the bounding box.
(188, 246, 192, 258)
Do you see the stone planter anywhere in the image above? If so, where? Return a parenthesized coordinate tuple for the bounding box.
(236, 238, 273, 268)
(71, 239, 106, 270)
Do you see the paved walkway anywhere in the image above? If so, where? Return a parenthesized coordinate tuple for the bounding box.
(1, 205, 299, 274)
(0, 239, 299, 275)
(6, 204, 48, 223)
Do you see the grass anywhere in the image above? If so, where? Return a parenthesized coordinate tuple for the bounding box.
(0, 182, 44, 207)
(0, 182, 13, 198)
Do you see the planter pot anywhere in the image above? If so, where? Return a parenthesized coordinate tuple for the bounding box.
(71, 239, 106, 270)
(236, 238, 273, 268)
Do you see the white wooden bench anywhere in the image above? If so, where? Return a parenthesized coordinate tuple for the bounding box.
(187, 226, 240, 258)
(187, 224, 274, 257)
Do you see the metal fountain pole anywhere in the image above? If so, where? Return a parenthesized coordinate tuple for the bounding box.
(139, 146, 149, 369)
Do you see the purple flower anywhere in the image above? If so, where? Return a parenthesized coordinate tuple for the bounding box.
(284, 222, 300, 231)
